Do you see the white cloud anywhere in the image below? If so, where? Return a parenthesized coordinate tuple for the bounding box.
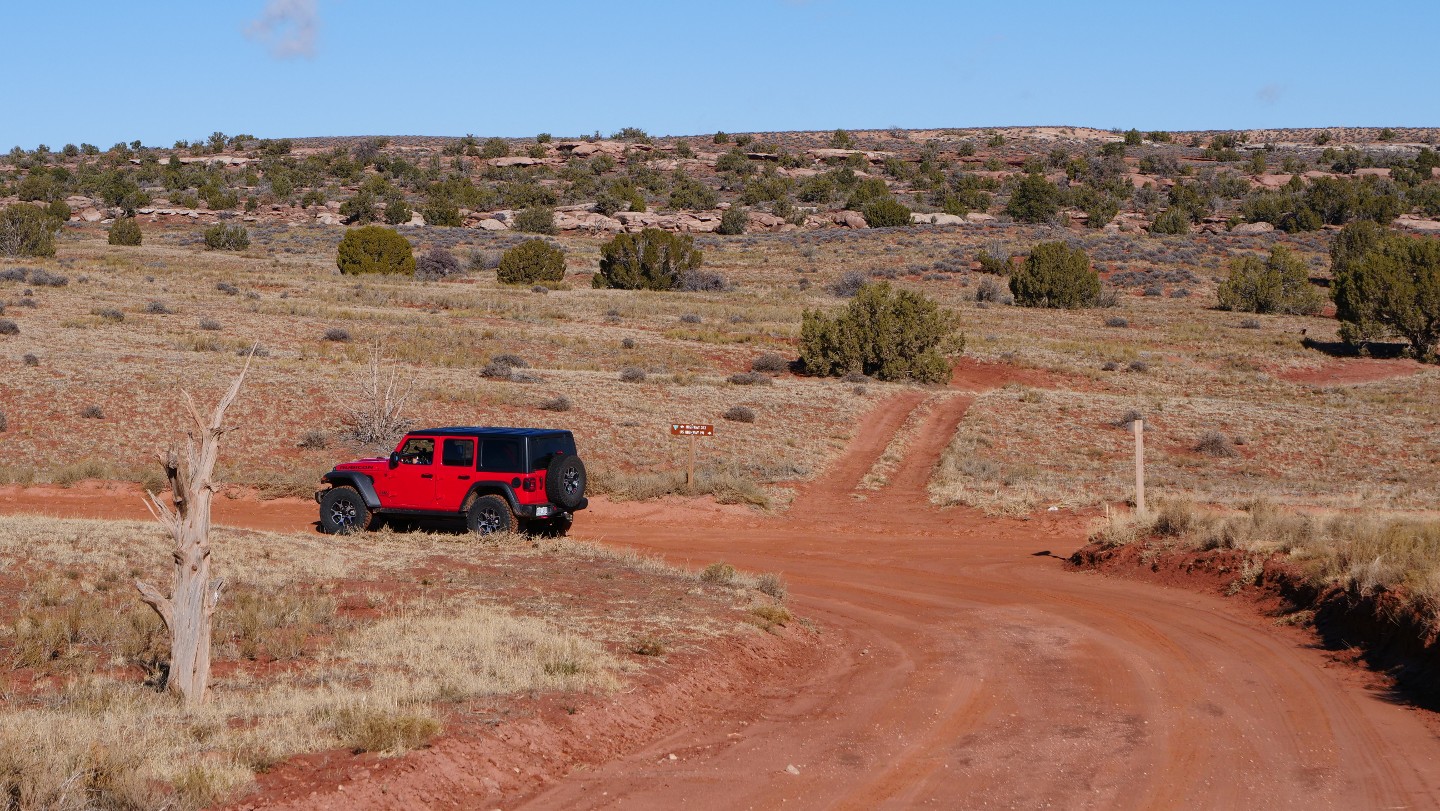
(246, 0, 319, 59)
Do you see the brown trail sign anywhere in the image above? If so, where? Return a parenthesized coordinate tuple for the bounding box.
(670, 424, 714, 486)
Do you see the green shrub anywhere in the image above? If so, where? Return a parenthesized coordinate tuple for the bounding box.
(976, 249, 1010, 275)
(862, 197, 912, 227)
(800, 282, 958, 383)
(667, 172, 717, 210)
(1005, 173, 1060, 223)
(335, 226, 414, 275)
(844, 177, 890, 210)
(1304, 176, 1404, 226)
(108, 216, 143, 246)
(1150, 207, 1192, 235)
(1331, 222, 1440, 357)
(497, 239, 566, 285)
(714, 149, 752, 175)
(717, 206, 747, 235)
(422, 201, 462, 227)
(383, 197, 413, 225)
(0, 203, 59, 257)
(1217, 245, 1323, 316)
(514, 206, 556, 235)
(1010, 242, 1101, 308)
(340, 190, 378, 224)
(202, 224, 250, 251)
(47, 200, 71, 225)
(480, 137, 509, 159)
(593, 228, 702, 290)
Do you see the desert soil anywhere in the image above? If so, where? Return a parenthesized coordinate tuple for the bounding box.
(4, 370, 1440, 809)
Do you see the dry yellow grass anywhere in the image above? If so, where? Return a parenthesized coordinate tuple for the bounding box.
(1090, 499, 1440, 612)
(0, 515, 784, 808)
(1, 219, 1435, 522)
(0, 227, 883, 501)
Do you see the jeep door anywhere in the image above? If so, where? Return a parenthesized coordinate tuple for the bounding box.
(432, 437, 477, 511)
(380, 436, 437, 510)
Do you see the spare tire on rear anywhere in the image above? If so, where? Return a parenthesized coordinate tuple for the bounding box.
(546, 454, 586, 510)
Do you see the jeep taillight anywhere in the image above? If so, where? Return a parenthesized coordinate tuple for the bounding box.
(523, 476, 538, 492)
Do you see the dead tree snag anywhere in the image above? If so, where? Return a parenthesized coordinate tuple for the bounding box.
(135, 353, 253, 707)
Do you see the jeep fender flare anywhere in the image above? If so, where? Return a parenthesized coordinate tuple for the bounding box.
(463, 482, 521, 514)
(321, 471, 381, 509)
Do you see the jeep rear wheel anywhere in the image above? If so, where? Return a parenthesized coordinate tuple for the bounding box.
(466, 494, 514, 535)
(546, 455, 587, 511)
(319, 486, 372, 534)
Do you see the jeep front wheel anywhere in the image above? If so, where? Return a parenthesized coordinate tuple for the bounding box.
(319, 486, 372, 535)
(466, 494, 514, 535)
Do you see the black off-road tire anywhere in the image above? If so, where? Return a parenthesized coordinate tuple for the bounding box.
(319, 486, 372, 535)
(466, 494, 515, 536)
(546, 455, 587, 511)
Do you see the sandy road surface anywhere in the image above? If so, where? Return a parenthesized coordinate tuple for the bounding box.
(4, 375, 1439, 809)
(529, 387, 1440, 810)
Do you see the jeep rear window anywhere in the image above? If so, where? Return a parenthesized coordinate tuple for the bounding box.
(479, 439, 521, 471)
(528, 434, 576, 471)
(442, 438, 475, 467)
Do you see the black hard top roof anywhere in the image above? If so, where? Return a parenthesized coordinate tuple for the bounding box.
(409, 426, 570, 438)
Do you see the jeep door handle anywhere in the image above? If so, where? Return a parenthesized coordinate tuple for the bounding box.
(420, 474, 433, 479)
(457, 475, 470, 480)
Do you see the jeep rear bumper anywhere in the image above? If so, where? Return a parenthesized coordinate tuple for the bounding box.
(515, 498, 587, 519)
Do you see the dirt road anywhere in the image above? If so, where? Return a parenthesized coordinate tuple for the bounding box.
(4, 372, 1439, 808)
(531, 387, 1440, 810)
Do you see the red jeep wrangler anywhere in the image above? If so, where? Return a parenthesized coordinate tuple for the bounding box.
(316, 427, 588, 535)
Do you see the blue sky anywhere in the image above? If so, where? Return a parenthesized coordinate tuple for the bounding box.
(3, 0, 1436, 149)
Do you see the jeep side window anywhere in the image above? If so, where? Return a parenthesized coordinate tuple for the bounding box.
(479, 439, 520, 471)
(398, 437, 434, 465)
(442, 438, 475, 467)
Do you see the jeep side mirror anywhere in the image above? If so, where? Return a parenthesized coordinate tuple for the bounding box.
(389, 452, 400, 468)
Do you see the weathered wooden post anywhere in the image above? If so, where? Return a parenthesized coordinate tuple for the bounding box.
(670, 423, 714, 489)
(1133, 417, 1146, 515)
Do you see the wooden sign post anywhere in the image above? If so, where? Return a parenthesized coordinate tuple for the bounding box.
(1133, 418, 1146, 515)
(670, 423, 714, 487)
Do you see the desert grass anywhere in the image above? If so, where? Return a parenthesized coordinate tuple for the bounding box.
(930, 374, 1440, 515)
(0, 197, 1435, 527)
(590, 463, 772, 508)
(0, 515, 787, 808)
(1090, 499, 1440, 615)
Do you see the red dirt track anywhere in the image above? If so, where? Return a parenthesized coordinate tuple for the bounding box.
(5, 367, 1440, 809)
